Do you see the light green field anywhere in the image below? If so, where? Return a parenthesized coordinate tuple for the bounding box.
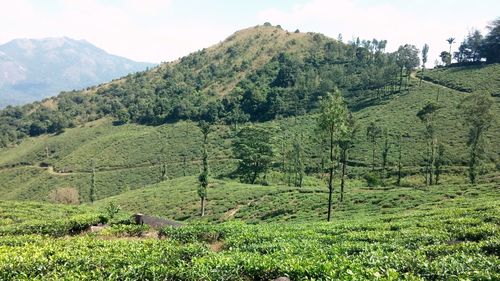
(0, 181, 497, 280)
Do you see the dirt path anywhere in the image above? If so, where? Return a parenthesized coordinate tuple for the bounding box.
(0, 157, 237, 176)
(411, 72, 469, 93)
(221, 205, 242, 220)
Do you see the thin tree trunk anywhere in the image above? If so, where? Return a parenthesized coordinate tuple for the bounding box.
(429, 139, 435, 185)
(200, 196, 205, 217)
(327, 128, 334, 222)
(372, 144, 376, 172)
(340, 149, 347, 203)
(469, 138, 479, 185)
(251, 168, 258, 184)
(397, 141, 402, 186)
(419, 68, 423, 86)
(399, 67, 404, 92)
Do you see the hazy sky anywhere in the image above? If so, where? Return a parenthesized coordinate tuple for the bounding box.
(1, 0, 498, 64)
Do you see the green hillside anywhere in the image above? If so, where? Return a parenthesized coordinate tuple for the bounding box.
(0, 24, 498, 278)
(0, 24, 498, 205)
(94, 175, 498, 223)
(419, 63, 500, 93)
(0, 24, 408, 146)
(0, 181, 498, 279)
(0, 70, 498, 202)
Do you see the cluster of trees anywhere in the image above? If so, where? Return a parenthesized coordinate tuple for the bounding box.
(0, 31, 423, 148)
(213, 89, 493, 221)
(440, 18, 500, 65)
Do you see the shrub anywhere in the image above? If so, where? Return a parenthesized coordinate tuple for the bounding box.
(48, 187, 80, 204)
(364, 172, 383, 187)
(105, 201, 120, 220)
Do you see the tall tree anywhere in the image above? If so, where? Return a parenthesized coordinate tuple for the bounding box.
(455, 30, 483, 62)
(420, 43, 429, 86)
(480, 18, 500, 63)
(446, 37, 455, 64)
(197, 121, 211, 217)
(440, 51, 451, 66)
(157, 130, 168, 182)
(381, 129, 391, 178)
(89, 159, 96, 203)
(233, 126, 273, 184)
(366, 122, 382, 171)
(338, 113, 356, 203)
(396, 44, 420, 91)
(434, 143, 446, 185)
(396, 133, 404, 186)
(417, 102, 439, 185)
(318, 89, 348, 221)
(290, 136, 305, 188)
(460, 93, 494, 184)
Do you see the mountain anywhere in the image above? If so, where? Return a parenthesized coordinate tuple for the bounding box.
(0, 37, 155, 107)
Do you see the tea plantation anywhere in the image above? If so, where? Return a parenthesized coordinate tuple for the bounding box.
(0, 181, 498, 280)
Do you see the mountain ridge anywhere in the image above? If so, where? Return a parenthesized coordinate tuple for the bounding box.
(0, 37, 155, 107)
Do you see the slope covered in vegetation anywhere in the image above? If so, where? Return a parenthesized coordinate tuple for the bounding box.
(0, 24, 407, 146)
(0, 74, 498, 202)
(419, 63, 500, 93)
(0, 182, 498, 280)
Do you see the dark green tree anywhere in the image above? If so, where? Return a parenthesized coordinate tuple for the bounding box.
(89, 159, 96, 203)
(417, 102, 439, 185)
(366, 122, 382, 171)
(440, 51, 451, 66)
(381, 129, 391, 179)
(396, 44, 420, 91)
(317, 89, 348, 221)
(460, 93, 494, 184)
(420, 43, 429, 86)
(233, 126, 273, 184)
(197, 121, 212, 217)
(480, 18, 500, 63)
(338, 113, 356, 202)
(455, 30, 483, 62)
(434, 143, 446, 185)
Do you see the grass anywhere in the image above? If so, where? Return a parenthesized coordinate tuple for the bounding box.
(95, 175, 499, 224)
(0, 181, 497, 279)
(418, 63, 500, 93)
(0, 71, 498, 203)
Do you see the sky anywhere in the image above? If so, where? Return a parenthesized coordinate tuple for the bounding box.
(1, 0, 498, 65)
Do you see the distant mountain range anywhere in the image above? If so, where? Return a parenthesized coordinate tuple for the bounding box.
(0, 37, 155, 107)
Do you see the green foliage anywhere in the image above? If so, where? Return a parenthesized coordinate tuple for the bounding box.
(233, 126, 273, 184)
(459, 93, 494, 184)
(0, 26, 404, 147)
(105, 201, 120, 220)
(364, 172, 383, 187)
(0, 186, 498, 279)
(0, 201, 106, 236)
(100, 224, 150, 237)
(480, 18, 500, 63)
(419, 63, 500, 93)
